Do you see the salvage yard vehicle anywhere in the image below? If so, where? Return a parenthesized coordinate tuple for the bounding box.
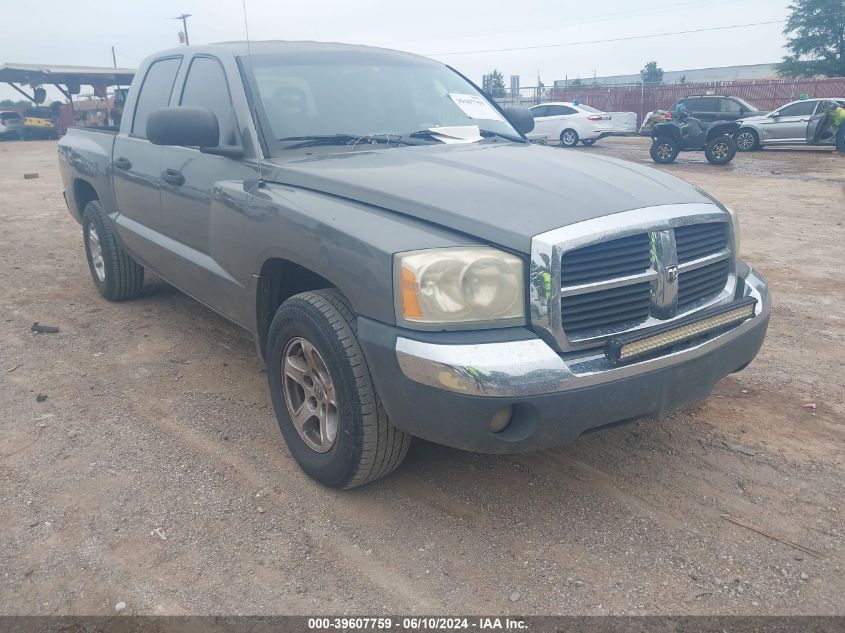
(735, 98, 845, 151)
(0, 111, 23, 140)
(21, 106, 58, 140)
(650, 114, 740, 165)
(528, 102, 613, 146)
(58, 42, 770, 488)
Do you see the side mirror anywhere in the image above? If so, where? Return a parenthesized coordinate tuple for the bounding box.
(147, 107, 220, 148)
(771, 111, 780, 118)
(503, 105, 535, 135)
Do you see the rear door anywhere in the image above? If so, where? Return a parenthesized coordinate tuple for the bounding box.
(112, 56, 182, 260)
(692, 97, 720, 122)
(533, 104, 579, 139)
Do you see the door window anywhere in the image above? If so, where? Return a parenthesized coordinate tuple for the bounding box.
(530, 105, 549, 118)
(131, 57, 182, 138)
(776, 101, 817, 117)
(694, 98, 719, 113)
(546, 105, 577, 116)
(179, 56, 236, 144)
(720, 99, 743, 114)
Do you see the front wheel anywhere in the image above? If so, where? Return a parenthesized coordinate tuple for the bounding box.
(735, 129, 759, 151)
(650, 138, 680, 163)
(266, 289, 410, 488)
(560, 129, 579, 147)
(705, 135, 737, 165)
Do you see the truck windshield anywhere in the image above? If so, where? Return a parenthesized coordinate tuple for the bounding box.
(241, 50, 521, 151)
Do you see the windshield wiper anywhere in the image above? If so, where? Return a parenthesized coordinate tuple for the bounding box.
(408, 128, 524, 143)
(479, 129, 525, 142)
(280, 133, 419, 149)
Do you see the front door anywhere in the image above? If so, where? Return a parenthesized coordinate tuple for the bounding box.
(806, 104, 835, 146)
(112, 56, 183, 263)
(759, 100, 818, 144)
(157, 55, 257, 326)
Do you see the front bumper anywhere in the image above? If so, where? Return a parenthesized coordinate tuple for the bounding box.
(357, 267, 770, 453)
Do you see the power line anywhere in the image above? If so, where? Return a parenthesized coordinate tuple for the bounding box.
(426, 20, 786, 56)
(401, 0, 755, 45)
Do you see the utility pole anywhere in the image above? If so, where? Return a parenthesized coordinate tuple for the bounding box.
(173, 13, 192, 45)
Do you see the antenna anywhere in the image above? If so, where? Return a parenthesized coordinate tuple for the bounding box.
(241, 0, 264, 185)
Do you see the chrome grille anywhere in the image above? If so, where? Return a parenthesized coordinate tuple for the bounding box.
(561, 233, 651, 284)
(675, 222, 729, 263)
(561, 281, 651, 334)
(531, 205, 738, 353)
(678, 258, 730, 309)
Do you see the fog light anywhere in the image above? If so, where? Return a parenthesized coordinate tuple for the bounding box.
(490, 405, 514, 433)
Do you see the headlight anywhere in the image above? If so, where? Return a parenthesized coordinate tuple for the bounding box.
(395, 247, 525, 328)
(725, 207, 741, 255)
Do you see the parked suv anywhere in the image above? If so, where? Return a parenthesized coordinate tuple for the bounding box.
(672, 96, 759, 123)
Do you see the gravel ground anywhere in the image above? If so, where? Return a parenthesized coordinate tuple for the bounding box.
(0, 138, 843, 616)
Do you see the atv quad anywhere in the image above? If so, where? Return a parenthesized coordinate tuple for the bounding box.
(650, 116, 739, 165)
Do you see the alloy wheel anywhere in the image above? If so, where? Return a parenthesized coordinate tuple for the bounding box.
(87, 223, 106, 282)
(736, 131, 756, 151)
(282, 336, 339, 453)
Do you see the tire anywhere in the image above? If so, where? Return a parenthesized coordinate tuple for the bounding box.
(81, 200, 144, 301)
(580, 139, 596, 146)
(650, 138, 680, 164)
(705, 135, 737, 165)
(560, 129, 579, 147)
(735, 128, 759, 151)
(266, 289, 410, 489)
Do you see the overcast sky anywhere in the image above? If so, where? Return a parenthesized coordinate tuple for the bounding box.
(1, 0, 790, 102)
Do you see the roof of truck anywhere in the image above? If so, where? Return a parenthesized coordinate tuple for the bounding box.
(149, 40, 434, 64)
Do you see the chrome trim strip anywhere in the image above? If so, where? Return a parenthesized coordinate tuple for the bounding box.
(530, 203, 737, 352)
(678, 249, 731, 273)
(561, 269, 658, 297)
(397, 267, 768, 397)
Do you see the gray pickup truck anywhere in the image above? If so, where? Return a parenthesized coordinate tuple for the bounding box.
(58, 41, 770, 488)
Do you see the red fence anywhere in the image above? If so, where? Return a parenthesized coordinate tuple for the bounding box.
(552, 77, 845, 124)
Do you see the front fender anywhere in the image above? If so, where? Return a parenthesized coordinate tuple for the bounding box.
(244, 183, 482, 326)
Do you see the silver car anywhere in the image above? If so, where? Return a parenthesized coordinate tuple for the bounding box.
(736, 98, 845, 151)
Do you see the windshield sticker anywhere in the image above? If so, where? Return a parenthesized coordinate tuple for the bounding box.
(449, 93, 505, 121)
(426, 126, 483, 144)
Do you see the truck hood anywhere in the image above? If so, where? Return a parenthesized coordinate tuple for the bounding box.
(263, 142, 715, 253)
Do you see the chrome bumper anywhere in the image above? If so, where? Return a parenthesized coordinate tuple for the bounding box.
(396, 266, 769, 398)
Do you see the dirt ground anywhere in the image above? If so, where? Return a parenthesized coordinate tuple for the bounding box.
(1, 138, 843, 616)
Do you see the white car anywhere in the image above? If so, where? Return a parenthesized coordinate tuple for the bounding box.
(528, 102, 613, 147)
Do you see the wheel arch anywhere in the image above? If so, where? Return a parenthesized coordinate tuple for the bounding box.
(255, 258, 336, 361)
(72, 179, 100, 219)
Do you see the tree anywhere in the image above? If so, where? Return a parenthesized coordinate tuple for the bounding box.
(777, 0, 845, 78)
(679, 75, 687, 85)
(487, 70, 507, 97)
(640, 61, 664, 84)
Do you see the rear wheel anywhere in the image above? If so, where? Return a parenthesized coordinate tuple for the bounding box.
(650, 138, 680, 164)
(705, 135, 737, 165)
(560, 129, 579, 147)
(735, 128, 759, 151)
(266, 289, 410, 488)
(82, 200, 144, 300)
